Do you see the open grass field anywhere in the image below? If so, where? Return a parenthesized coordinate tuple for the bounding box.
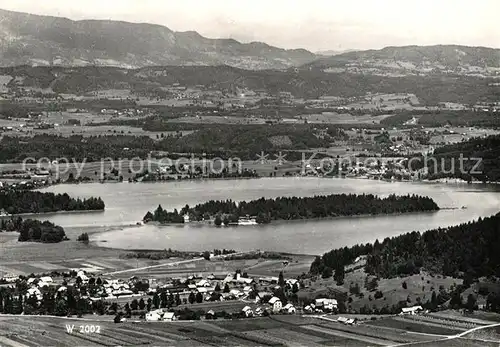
(169, 115, 268, 125)
(365, 316, 464, 335)
(299, 268, 462, 312)
(428, 127, 500, 145)
(26, 125, 174, 139)
(300, 113, 393, 125)
(1, 311, 499, 346)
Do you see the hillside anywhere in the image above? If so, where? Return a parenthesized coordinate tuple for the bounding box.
(304, 45, 500, 77)
(404, 134, 500, 182)
(1, 65, 498, 105)
(0, 8, 316, 70)
(311, 212, 500, 280)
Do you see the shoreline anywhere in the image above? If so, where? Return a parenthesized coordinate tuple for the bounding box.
(142, 208, 443, 228)
(0, 209, 105, 219)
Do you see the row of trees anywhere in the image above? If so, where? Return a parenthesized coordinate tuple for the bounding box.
(143, 206, 184, 224)
(311, 212, 500, 281)
(0, 190, 105, 214)
(140, 168, 259, 182)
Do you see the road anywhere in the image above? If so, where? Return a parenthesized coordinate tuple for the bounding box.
(390, 321, 500, 346)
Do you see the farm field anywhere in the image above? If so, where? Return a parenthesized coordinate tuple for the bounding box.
(462, 325, 500, 343)
(1, 311, 499, 346)
(0, 227, 129, 264)
(416, 337, 500, 347)
(169, 115, 268, 124)
(300, 113, 393, 125)
(0, 159, 304, 182)
(365, 316, 465, 335)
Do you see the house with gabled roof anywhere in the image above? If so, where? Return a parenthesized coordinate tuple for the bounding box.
(268, 297, 282, 313)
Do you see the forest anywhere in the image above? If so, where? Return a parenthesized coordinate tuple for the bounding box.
(381, 110, 500, 128)
(0, 190, 105, 214)
(310, 212, 500, 281)
(0, 218, 68, 243)
(406, 134, 500, 182)
(143, 193, 439, 224)
(3, 65, 498, 105)
(0, 123, 339, 162)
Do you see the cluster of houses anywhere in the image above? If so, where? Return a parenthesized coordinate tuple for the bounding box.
(8, 269, 345, 323)
(400, 305, 424, 315)
(304, 298, 339, 313)
(15, 270, 144, 304)
(144, 293, 338, 322)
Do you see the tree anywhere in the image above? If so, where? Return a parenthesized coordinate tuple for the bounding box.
(203, 251, 211, 261)
(450, 291, 463, 309)
(160, 291, 168, 308)
(322, 267, 333, 279)
(130, 299, 139, 311)
(55, 298, 68, 316)
(278, 272, 285, 287)
(175, 293, 181, 306)
(223, 284, 230, 293)
(402, 281, 407, 289)
(195, 292, 203, 303)
(152, 293, 160, 309)
(214, 283, 221, 292)
(214, 215, 222, 226)
(334, 264, 345, 285)
(188, 292, 196, 304)
(77, 233, 89, 242)
(147, 298, 152, 311)
(124, 303, 131, 318)
(466, 294, 477, 313)
(431, 291, 438, 308)
(337, 299, 347, 314)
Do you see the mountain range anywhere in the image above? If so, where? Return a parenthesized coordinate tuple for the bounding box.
(0, 8, 316, 70)
(305, 45, 500, 76)
(1, 8, 500, 76)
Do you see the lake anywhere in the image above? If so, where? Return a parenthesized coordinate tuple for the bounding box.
(39, 178, 500, 255)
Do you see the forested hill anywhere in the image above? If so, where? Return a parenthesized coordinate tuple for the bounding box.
(144, 194, 439, 224)
(311, 212, 500, 280)
(0, 190, 105, 214)
(0, 125, 333, 162)
(406, 134, 500, 182)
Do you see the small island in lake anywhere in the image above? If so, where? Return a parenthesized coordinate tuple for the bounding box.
(0, 190, 105, 215)
(143, 193, 440, 225)
(1, 218, 68, 243)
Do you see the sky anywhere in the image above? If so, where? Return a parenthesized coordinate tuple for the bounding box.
(0, 0, 498, 52)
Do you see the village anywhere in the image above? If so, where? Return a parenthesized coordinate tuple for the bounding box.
(1, 258, 433, 326)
